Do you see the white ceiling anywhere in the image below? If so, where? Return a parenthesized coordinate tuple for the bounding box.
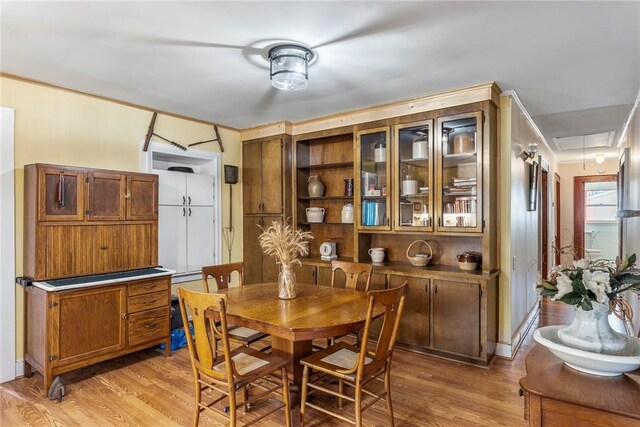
(2, 1, 639, 159)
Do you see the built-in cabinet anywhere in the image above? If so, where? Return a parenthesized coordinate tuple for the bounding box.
(157, 171, 215, 275)
(242, 86, 500, 365)
(24, 164, 159, 280)
(242, 136, 291, 284)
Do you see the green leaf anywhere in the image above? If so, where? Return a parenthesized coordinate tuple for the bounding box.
(540, 280, 557, 290)
(572, 277, 586, 295)
(628, 254, 637, 268)
(540, 289, 556, 298)
(580, 299, 593, 311)
(559, 292, 583, 305)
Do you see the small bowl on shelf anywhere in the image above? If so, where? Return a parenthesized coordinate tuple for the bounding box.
(457, 252, 481, 271)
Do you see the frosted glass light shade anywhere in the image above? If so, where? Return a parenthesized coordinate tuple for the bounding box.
(268, 44, 313, 91)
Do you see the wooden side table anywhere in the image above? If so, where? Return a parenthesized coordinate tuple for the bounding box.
(520, 345, 640, 426)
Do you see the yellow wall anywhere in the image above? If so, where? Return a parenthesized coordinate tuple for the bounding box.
(499, 95, 558, 349)
(556, 159, 619, 265)
(0, 76, 243, 360)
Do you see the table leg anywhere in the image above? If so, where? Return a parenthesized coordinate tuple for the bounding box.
(270, 337, 313, 392)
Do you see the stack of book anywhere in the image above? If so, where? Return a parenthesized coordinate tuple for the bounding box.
(362, 200, 386, 226)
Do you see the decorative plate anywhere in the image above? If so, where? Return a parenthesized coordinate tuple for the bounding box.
(534, 326, 640, 376)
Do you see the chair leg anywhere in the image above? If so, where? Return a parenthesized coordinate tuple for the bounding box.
(338, 379, 344, 408)
(280, 367, 292, 427)
(228, 385, 237, 426)
(300, 365, 310, 427)
(242, 385, 249, 413)
(354, 385, 363, 427)
(193, 380, 201, 427)
(384, 367, 395, 427)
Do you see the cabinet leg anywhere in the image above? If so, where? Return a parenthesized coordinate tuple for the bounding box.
(47, 376, 66, 402)
(23, 361, 33, 378)
(164, 338, 172, 357)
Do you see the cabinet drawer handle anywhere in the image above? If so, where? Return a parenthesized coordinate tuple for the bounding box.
(144, 285, 155, 290)
(100, 245, 108, 250)
(145, 323, 158, 330)
(121, 313, 128, 319)
(124, 193, 131, 199)
(183, 196, 186, 205)
(144, 299, 156, 305)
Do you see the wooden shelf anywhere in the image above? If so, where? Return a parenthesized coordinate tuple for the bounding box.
(362, 195, 387, 200)
(298, 222, 354, 226)
(442, 153, 476, 167)
(400, 158, 429, 167)
(297, 196, 353, 201)
(297, 161, 353, 170)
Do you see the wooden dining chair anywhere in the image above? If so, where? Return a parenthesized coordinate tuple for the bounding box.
(328, 260, 374, 347)
(330, 260, 373, 292)
(300, 283, 408, 427)
(177, 287, 291, 427)
(202, 262, 270, 355)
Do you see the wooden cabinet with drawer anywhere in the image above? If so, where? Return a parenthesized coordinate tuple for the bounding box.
(24, 275, 172, 396)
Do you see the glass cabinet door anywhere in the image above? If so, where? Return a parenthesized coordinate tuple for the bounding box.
(436, 112, 483, 233)
(356, 127, 391, 230)
(393, 120, 434, 231)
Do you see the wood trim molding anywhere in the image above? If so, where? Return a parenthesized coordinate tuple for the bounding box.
(241, 82, 501, 140)
(0, 73, 239, 132)
(554, 173, 561, 267)
(573, 174, 617, 259)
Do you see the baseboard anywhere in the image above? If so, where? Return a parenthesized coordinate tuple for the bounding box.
(496, 303, 540, 359)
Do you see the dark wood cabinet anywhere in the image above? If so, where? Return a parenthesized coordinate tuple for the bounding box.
(242, 136, 291, 284)
(87, 171, 126, 220)
(432, 279, 481, 357)
(390, 275, 430, 347)
(243, 138, 283, 215)
(38, 166, 85, 222)
(292, 264, 316, 285)
(25, 276, 171, 395)
(24, 164, 159, 280)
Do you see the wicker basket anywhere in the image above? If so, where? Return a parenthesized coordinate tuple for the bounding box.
(406, 240, 433, 267)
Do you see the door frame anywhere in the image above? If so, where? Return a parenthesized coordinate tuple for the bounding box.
(540, 165, 549, 278)
(573, 174, 618, 259)
(1, 108, 16, 382)
(554, 173, 561, 267)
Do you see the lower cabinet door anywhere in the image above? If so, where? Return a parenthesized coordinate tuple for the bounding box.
(128, 307, 170, 347)
(432, 279, 481, 357)
(389, 275, 430, 347)
(51, 285, 127, 367)
(292, 264, 316, 285)
(186, 206, 215, 272)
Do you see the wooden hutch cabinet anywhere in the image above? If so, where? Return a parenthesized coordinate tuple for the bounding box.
(241, 83, 500, 366)
(23, 163, 171, 398)
(242, 136, 292, 284)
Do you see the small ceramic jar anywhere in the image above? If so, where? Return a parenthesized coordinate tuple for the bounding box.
(306, 207, 325, 223)
(341, 203, 354, 223)
(368, 247, 386, 263)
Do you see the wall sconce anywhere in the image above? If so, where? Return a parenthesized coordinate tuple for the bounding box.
(518, 143, 538, 161)
(268, 44, 314, 91)
(616, 209, 640, 219)
(595, 153, 605, 164)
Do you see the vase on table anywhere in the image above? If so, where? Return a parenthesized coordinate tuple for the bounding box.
(278, 264, 296, 299)
(557, 301, 628, 354)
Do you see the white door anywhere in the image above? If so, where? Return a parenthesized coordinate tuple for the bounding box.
(157, 170, 186, 205)
(159, 205, 188, 274)
(187, 174, 214, 206)
(187, 206, 215, 272)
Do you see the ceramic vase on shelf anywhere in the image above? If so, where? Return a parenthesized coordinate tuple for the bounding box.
(557, 302, 628, 354)
(278, 265, 296, 299)
(308, 175, 325, 197)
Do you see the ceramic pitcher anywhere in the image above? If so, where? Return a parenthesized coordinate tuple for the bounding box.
(308, 175, 325, 197)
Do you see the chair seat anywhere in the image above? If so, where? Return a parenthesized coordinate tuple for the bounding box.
(301, 342, 373, 380)
(228, 326, 269, 344)
(210, 346, 288, 380)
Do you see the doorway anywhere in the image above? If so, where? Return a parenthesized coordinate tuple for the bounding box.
(573, 175, 618, 260)
(540, 167, 549, 278)
(554, 173, 561, 267)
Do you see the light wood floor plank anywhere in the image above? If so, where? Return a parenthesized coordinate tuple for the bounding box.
(1, 300, 573, 426)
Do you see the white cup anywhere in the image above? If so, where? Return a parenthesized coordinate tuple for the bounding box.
(368, 247, 386, 263)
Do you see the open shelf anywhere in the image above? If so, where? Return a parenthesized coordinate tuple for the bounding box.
(298, 222, 354, 226)
(443, 153, 476, 167)
(297, 196, 353, 201)
(297, 161, 353, 170)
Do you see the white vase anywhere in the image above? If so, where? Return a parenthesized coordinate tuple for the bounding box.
(557, 302, 628, 355)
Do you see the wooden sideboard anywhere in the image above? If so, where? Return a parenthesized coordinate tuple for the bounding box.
(520, 345, 640, 426)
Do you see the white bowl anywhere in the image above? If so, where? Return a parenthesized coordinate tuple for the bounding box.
(534, 325, 640, 376)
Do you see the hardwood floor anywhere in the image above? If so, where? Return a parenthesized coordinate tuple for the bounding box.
(1, 300, 573, 426)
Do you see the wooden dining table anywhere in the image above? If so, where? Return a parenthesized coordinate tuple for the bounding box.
(209, 282, 382, 393)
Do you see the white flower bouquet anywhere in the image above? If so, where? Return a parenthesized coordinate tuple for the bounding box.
(535, 254, 640, 310)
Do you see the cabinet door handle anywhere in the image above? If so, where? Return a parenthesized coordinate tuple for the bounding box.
(434, 284, 438, 293)
(183, 207, 186, 216)
(183, 196, 186, 205)
(189, 208, 192, 216)
(121, 313, 128, 319)
(188, 196, 191, 205)
(124, 193, 131, 199)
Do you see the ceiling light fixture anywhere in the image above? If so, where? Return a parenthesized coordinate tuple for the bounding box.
(268, 44, 313, 91)
(595, 153, 605, 164)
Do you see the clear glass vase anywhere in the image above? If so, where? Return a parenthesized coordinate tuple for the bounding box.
(557, 301, 628, 354)
(278, 265, 296, 299)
